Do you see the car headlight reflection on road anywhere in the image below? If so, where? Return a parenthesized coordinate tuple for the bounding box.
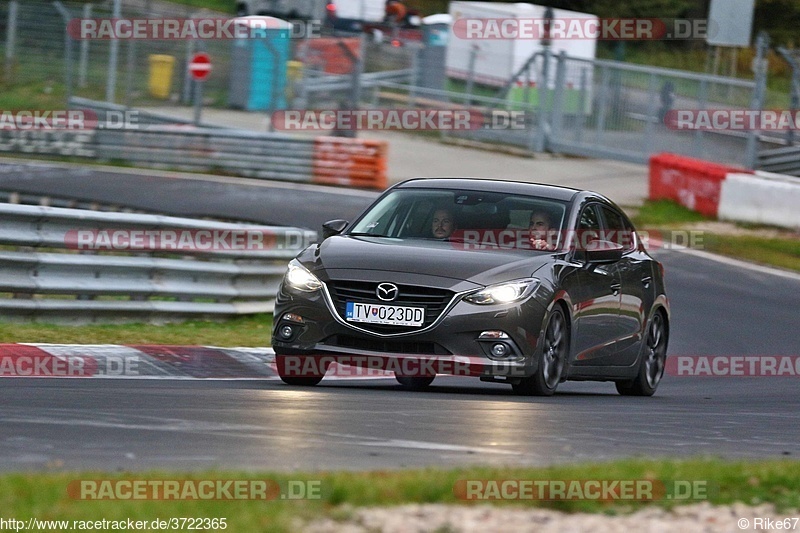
(285, 261, 323, 292)
(464, 278, 539, 305)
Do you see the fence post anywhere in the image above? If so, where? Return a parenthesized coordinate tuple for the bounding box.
(694, 78, 708, 157)
(594, 65, 610, 145)
(745, 31, 769, 169)
(465, 44, 478, 107)
(53, 2, 74, 106)
(550, 51, 567, 140)
(534, 46, 552, 152)
(574, 66, 587, 144)
(105, 0, 122, 102)
(124, 40, 136, 107)
(78, 3, 91, 88)
(776, 47, 800, 146)
(644, 73, 658, 151)
(4, 1, 18, 82)
(182, 40, 195, 105)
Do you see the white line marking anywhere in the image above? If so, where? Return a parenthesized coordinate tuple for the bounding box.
(352, 439, 520, 455)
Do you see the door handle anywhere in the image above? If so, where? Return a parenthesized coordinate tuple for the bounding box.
(641, 276, 652, 288)
(610, 282, 621, 295)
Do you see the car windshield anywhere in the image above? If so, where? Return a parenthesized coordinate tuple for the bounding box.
(348, 188, 568, 251)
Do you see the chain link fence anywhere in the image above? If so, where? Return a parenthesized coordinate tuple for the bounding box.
(0, 1, 787, 170)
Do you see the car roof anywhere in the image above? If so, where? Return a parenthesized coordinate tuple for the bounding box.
(395, 178, 583, 202)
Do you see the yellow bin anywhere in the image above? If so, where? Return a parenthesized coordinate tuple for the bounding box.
(148, 55, 175, 99)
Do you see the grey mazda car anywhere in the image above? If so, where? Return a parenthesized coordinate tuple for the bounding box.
(272, 178, 669, 396)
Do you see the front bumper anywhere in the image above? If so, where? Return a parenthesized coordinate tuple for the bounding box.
(272, 279, 548, 379)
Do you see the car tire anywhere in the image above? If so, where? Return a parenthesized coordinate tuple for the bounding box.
(513, 306, 568, 397)
(616, 310, 667, 396)
(275, 353, 326, 387)
(395, 374, 435, 390)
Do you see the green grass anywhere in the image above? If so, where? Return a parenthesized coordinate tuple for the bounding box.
(705, 234, 800, 272)
(1, 459, 798, 532)
(0, 314, 273, 346)
(633, 200, 800, 272)
(632, 199, 711, 226)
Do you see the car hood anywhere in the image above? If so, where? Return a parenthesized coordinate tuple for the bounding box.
(298, 235, 553, 286)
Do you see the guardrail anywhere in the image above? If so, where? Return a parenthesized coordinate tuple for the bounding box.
(0, 203, 316, 323)
(0, 98, 389, 190)
(758, 145, 800, 176)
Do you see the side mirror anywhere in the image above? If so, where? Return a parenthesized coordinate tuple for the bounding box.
(584, 240, 624, 264)
(322, 219, 349, 240)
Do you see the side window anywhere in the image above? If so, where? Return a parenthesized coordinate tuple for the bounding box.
(578, 204, 601, 240)
(600, 206, 635, 252)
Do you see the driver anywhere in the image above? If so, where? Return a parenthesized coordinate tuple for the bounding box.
(431, 208, 456, 239)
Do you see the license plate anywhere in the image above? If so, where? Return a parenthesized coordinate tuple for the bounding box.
(345, 302, 424, 327)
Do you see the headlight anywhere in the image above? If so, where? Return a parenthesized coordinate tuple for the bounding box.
(464, 278, 539, 305)
(285, 261, 323, 292)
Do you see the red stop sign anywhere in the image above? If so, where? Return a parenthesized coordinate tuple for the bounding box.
(189, 52, 212, 81)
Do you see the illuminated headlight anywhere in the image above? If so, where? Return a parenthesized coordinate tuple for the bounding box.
(285, 261, 323, 292)
(464, 278, 539, 305)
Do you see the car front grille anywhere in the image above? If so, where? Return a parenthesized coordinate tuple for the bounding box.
(327, 279, 455, 335)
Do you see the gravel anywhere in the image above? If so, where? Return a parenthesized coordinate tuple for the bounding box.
(303, 503, 798, 532)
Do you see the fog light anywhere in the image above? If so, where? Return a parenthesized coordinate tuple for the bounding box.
(491, 343, 508, 357)
(279, 325, 294, 339)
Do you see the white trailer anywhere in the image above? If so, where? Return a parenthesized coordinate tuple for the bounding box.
(446, 1, 597, 96)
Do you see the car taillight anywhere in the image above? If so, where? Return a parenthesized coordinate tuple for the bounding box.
(326, 2, 336, 15)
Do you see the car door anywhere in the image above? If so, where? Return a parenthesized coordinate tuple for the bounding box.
(568, 203, 623, 367)
(599, 205, 649, 367)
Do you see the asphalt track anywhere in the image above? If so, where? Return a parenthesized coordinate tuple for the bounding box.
(0, 162, 799, 471)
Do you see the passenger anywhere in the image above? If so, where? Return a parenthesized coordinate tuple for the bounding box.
(529, 210, 557, 250)
(431, 208, 456, 239)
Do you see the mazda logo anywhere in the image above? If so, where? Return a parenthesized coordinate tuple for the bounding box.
(376, 283, 399, 302)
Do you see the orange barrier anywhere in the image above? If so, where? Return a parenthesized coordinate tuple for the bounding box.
(296, 38, 361, 75)
(648, 153, 750, 217)
(312, 137, 388, 190)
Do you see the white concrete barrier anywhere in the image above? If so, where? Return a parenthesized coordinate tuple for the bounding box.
(718, 171, 800, 229)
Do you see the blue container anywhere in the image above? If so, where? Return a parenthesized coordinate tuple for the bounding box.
(229, 17, 291, 111)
